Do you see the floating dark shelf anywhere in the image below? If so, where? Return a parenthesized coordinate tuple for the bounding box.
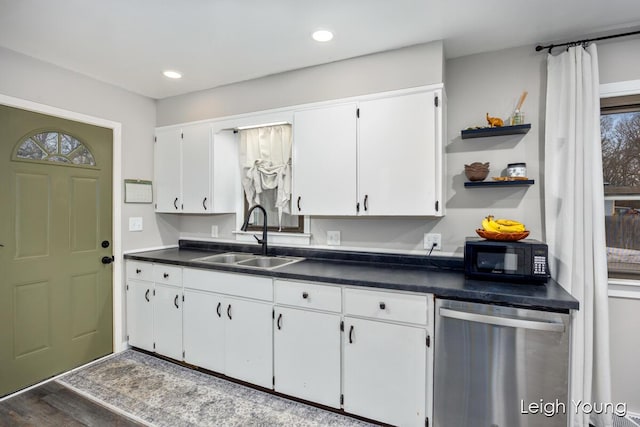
(464, 179, 535, 188)
(461, 124, 531, 139)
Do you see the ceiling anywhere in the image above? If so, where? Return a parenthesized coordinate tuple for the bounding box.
(1, 0, 639, 100)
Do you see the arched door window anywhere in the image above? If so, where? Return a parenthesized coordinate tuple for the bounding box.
(14, 131, 96, 166)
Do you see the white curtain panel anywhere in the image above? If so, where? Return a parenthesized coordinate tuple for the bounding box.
(239, 124, 292, 226)
(544, 44, 612, 427)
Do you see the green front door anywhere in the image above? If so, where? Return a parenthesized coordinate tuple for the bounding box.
(0, 105, 113, 397)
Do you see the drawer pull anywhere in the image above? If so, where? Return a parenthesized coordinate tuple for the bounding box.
(379, 302, 386, 310)
(277, 313, 283, 330)
(163, 273, 169, 279)
(302, 292, 309, 299)
(349, 325, 354, 344)
(216, 302, 222, 318)
(136, 269, 142, 274)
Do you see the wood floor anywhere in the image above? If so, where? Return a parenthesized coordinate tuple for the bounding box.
(0, 381, 143, 427)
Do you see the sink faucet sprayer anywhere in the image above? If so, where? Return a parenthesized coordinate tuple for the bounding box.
(241, 204, 268, 256)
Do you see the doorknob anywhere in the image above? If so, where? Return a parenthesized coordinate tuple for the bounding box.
(101, 256, 114, 264)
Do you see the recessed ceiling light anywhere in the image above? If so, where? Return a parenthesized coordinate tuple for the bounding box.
(163, 70, 182, 79)
(312, 30, 334, 42)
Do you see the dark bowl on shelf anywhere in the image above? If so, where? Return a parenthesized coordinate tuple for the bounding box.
(464, 162, 490, 181)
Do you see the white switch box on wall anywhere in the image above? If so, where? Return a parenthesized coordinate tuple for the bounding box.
(327, 230, 341, 246)
(424, 233, 441, 251)
(129, 217, 143, 232)
(211, 225, 219, 238)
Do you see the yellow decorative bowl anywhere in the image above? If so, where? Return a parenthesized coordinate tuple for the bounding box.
(476, 228, 530, 241)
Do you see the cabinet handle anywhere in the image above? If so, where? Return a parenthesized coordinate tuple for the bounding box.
(379, 302, 386, 310)
(136, 269, 142, 274)
(202, 197, 207, 210)
(216, 302, 222, 318)
(297, 196, 301, 212)
(174, 197, 179, 210)
(302, 292, 309, 299)
(364, 194, 369, 211)
(349, 325, 354, 344)
(356, 202, 360, 213)
(227, 304, 232, 320)
(174, 295, 179, 309)
(145, 289, 150, 302)
(277, 313, 282, 330)
(163, 273, 169, 279)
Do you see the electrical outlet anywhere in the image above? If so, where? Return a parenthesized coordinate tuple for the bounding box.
(211, 225, 219, 238)
(424, 233, 442, 251)
(129, 217, 143, 232)
(327, 230, 341, 246)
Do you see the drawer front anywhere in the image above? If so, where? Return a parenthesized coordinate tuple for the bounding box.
(274, 280, 341, 313)
(126, 261, 153, 281)
(183, 268, 273, 301)
(153, 264, 182, 286)
(344, 288, 428, 325)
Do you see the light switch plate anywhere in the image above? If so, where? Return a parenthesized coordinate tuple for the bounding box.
(211, 225, 219, 238)
(129, 217, 143, 232)
(327, 230, 341, 246)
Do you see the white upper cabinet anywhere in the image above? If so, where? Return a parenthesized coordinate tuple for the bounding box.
(154, 128, 182, 212)
(292, 103, 358, 216)
(359, 90, 442, 216)
(292, 85, 444, 217)
(154, 124, 238, 214)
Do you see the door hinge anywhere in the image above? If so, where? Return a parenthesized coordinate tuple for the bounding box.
(126, 284, 129, 291)
(340, 320, 344, 331)
(183, 350, 185, 358)
(126, 335, 129, 341)
(356, 108, 360, 118)
(153, 342, 156, 350)
(182, 294, 185, 302)
(154, 136, 157, 143)
(426, 335, 431, 347)
(340, 394, 344, 405)
(435, 200, 439, 212)
(434, 96, 439, 107)
(426, 416, 429, 427)
(153, 289, 156, 296)
(272, 376, 275, 387)
(272, 309, 275, 319)
(181, 132, 184, 139)
(154, 203, 157, 209)
(181, 204, 184, 210)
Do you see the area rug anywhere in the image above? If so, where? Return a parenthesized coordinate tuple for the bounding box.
(57, 350, 375, 427)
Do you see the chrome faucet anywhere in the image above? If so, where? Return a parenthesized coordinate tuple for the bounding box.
(241, 204, 268, 256)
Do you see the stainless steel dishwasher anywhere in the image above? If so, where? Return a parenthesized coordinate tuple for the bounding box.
(434, 299, 570, 427)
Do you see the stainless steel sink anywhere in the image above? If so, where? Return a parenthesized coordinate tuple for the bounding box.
(236, 256, 301, 269)
(193, 252, 257, 264)
(193, 252, 303, 270)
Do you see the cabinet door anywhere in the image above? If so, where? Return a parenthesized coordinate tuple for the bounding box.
(181, 123, 211, 213)
(274, 307, 341, 408)
(358, 91, 440, 216)
(154, 128, 182, 212)
(126, 280, 154, 352)
(183, 289, 224, 373)
(343, 317, 427, 427)
(153, 283, 183, 360)
(224, 298, 273, 388)
(292, 103, 358, 215)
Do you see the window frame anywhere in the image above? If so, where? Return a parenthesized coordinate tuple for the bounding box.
(600, 81, 640, 280)
(12, 129, 98, 169)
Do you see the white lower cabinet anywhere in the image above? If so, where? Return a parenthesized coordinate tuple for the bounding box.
(274, 306, 341, 407)
(343, 318, 427, 426)
(126, 279, 154, 352)
(152, 283, 183, 361)
(182, 268, 273, 389)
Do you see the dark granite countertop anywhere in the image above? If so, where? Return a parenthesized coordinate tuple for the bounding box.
(124, 240, 579, 312)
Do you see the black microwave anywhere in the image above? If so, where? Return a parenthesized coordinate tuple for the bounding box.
(464, 237, 549, 283)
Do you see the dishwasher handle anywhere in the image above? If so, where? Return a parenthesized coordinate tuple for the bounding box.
(439, 307, 565, 333)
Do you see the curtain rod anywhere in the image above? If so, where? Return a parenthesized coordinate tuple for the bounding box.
(535, 29, 640, 53)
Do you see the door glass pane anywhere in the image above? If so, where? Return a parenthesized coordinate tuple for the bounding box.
(15, 132, 96, 167)
(16, 139, 47, 160)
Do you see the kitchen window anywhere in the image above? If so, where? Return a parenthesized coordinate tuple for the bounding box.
(239, 124, 303, 233)
(601, 94, 640, 278)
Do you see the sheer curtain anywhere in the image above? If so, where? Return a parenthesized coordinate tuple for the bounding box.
(239, 124, 292, 228)
(544, 44, 612, 427)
